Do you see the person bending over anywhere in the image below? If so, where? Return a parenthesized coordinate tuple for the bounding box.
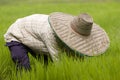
(4, 12, 110, 70)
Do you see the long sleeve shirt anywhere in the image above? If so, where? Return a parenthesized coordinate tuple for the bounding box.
(4, 14, 59, 61)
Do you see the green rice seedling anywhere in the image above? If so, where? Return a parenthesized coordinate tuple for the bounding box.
(0, 1, 120, 80)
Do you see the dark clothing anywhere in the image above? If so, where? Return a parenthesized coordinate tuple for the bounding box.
(6, 41, 48, 70)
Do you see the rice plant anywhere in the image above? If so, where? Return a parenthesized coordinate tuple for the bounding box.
(0, 1, 120, 80)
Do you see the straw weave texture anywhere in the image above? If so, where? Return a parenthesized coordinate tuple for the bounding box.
(49, 12, 110, 56)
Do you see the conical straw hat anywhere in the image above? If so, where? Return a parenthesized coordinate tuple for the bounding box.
(48, 12, 110, 56)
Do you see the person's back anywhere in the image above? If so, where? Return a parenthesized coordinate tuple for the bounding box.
(4, 14, 59, 70)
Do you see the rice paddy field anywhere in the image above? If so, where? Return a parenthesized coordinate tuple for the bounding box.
(0, 0, 120, 80)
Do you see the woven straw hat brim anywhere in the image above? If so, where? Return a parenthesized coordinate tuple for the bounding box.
(48, 12, 110, 56)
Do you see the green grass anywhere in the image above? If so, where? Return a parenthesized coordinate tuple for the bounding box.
(0, 1, 120, 80)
